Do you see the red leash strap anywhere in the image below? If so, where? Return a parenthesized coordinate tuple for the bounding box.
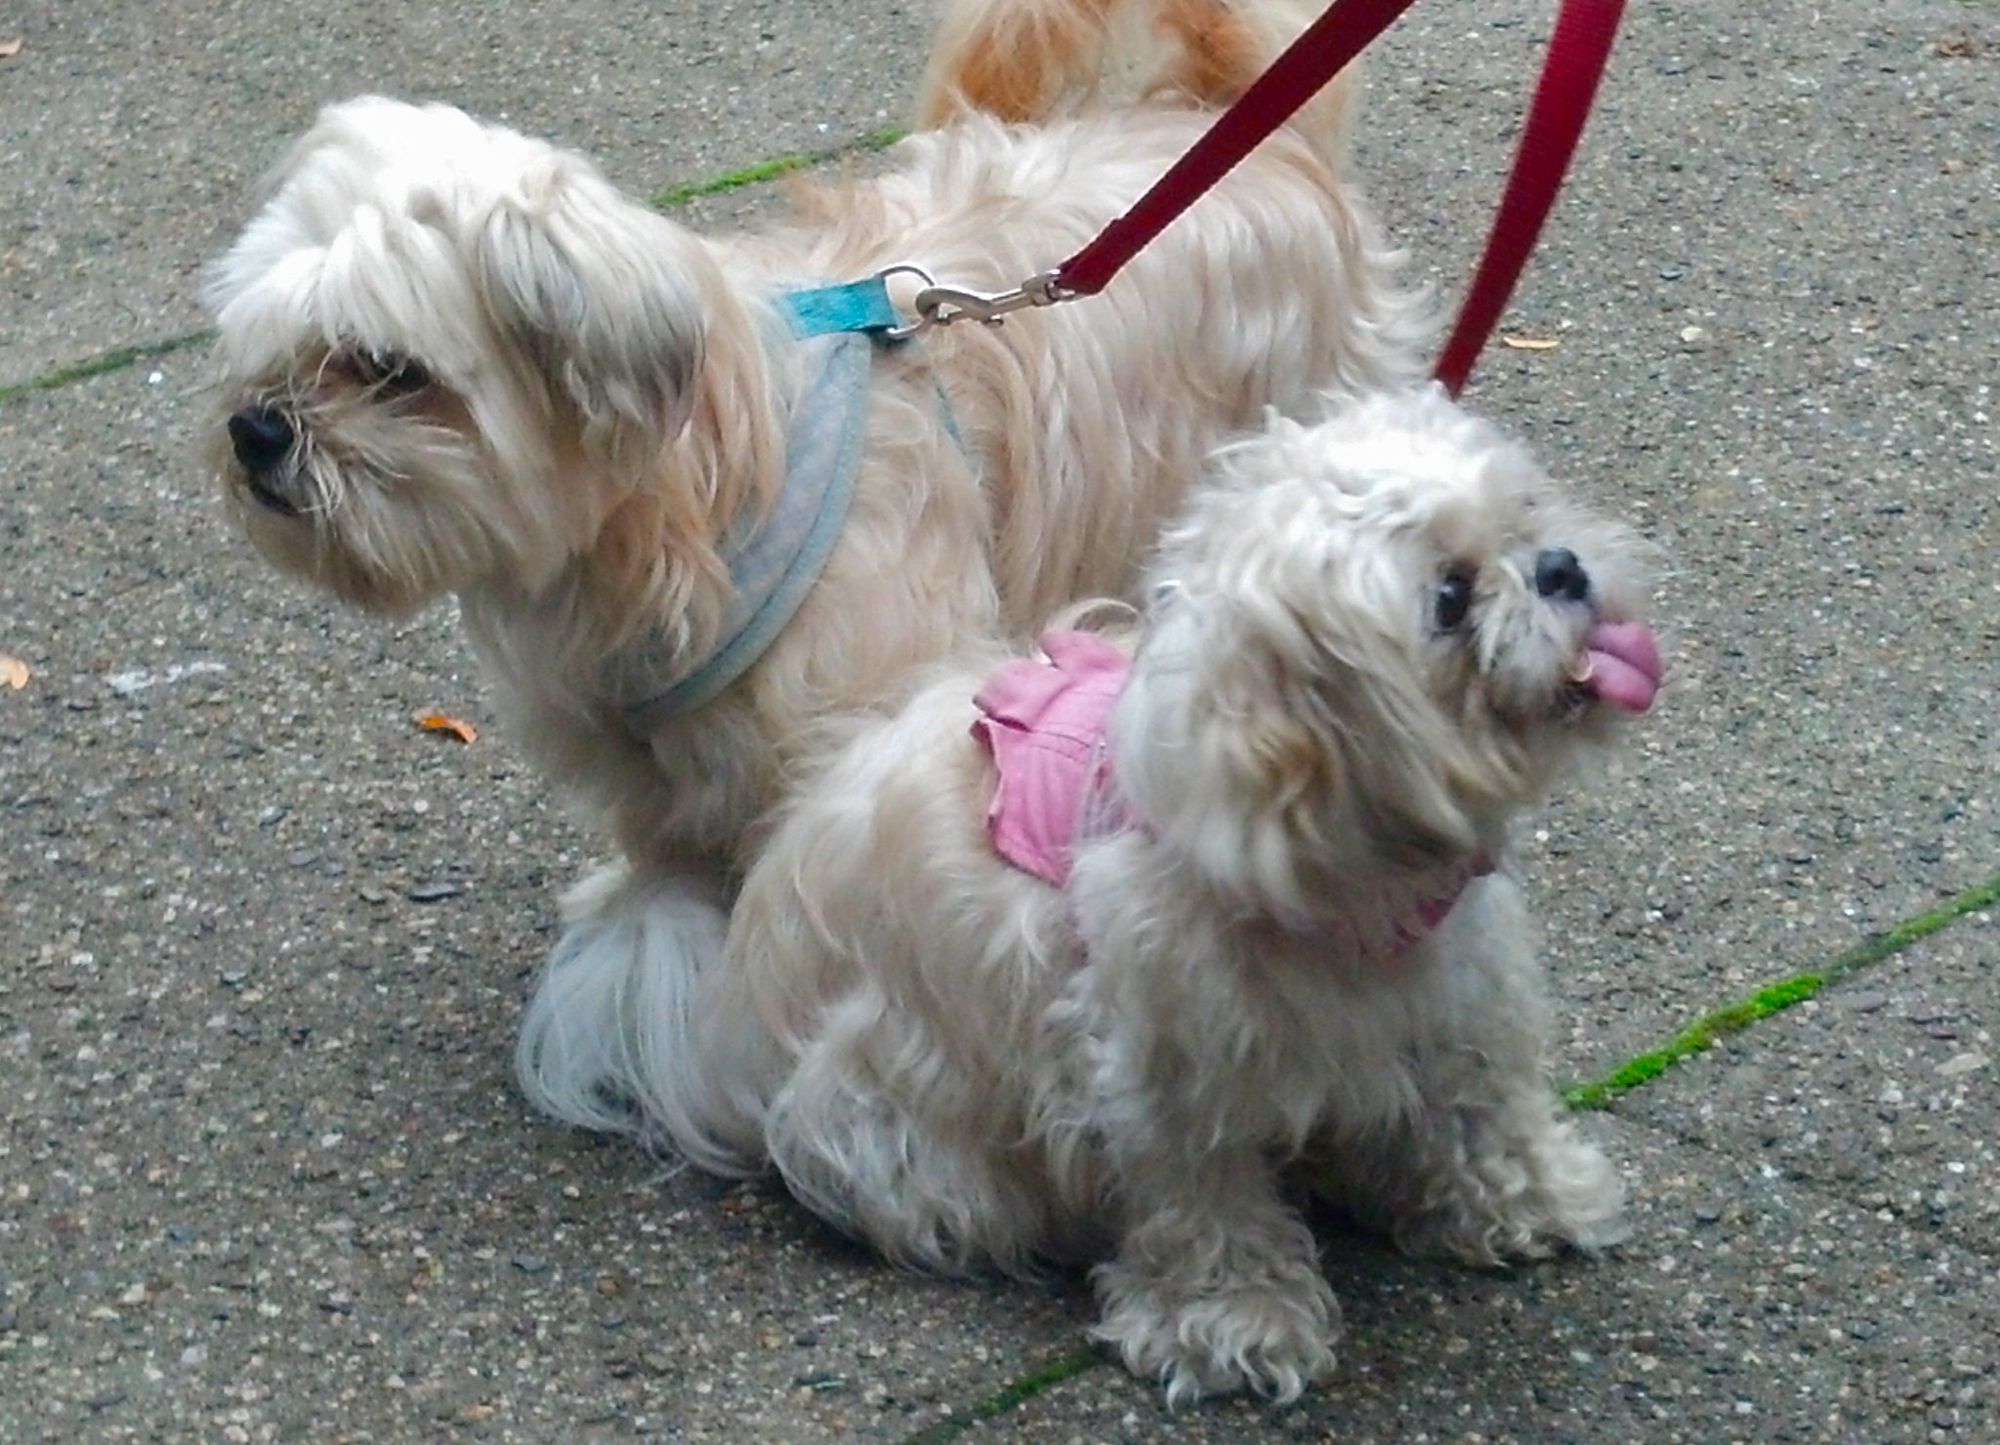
(1433, 0, 1627, 394)
(1045, 0, 1627, 394)
(1053, 0, 1424, 298)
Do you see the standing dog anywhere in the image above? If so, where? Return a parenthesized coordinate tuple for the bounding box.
(200, 0, 1426, 1140)
(664, 388, 1662, 1401)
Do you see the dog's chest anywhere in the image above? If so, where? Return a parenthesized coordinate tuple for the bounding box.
(1250, 951, 1448, 1142)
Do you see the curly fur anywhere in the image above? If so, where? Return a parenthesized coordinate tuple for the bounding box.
(199, 0, 1428, 1138)
(656, 388, 1657, 1403)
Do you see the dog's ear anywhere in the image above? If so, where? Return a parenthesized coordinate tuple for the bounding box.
(1117, 600, 1484, 913)
(1294, 647, 1484, 873)
(477, 160, 706, 468)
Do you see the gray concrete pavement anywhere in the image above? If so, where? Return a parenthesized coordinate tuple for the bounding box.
(1, 0, 926, 380)
(3, 0, 1998, 1440)
(976, 1118, 2000, 1443)
(1619, 922, 2000, 1257)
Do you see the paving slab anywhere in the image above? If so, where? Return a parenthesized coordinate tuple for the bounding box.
(2, 0, 1999, 1441)
(1613, 916, 1999, 1256)
(1348, 0, 2000, 1076)
(2, 370, 1089, 1444)
(0, 0, 929, 382)
(953, 1118, 2000, 1444)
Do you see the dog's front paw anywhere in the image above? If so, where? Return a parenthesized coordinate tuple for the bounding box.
(1531, 1127, 1630, 1253)
(1396, 1119, 1629, 1267)
(1090, 1260, 1341, 1405)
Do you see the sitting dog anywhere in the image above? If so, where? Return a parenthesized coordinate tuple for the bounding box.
(198, 0, 1427, 1137)
(662, 387, 1662, 1401)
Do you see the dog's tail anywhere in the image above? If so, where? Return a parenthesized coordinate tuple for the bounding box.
(515, 861, 772, 1176)
(916, 0, 1355, 163)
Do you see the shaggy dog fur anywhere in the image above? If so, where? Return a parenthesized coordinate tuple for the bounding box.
(658, 388, 1661, 1402)
(199, 0, 1427, 1137)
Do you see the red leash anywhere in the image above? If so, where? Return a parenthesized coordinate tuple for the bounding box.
(906, 0, 1627, 396)
(1431, 0, 1627, 393)
(1053, 0, 1426, 297)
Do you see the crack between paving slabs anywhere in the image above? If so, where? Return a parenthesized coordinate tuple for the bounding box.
(15, 106, 1993, 1431)
(908, 867, 2000, 1436)
(0, 124, 910, 406)
(1565, 869, 2000, 1111)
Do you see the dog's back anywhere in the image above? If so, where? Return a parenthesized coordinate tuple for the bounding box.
(918, 0, 1354, 168)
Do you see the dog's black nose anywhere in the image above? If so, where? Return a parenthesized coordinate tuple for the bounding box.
(227, 405, 295, 473)
(1534, 547, 1590, 602)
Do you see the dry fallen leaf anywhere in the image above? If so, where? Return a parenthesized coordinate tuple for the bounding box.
(414, 710, 478, 744)
(1, 652, 29, 690)
(1500, 335, 1561, 351)
(0, 39, 22, 59)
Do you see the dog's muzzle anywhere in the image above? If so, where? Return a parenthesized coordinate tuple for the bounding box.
(227, 405, 301, 514)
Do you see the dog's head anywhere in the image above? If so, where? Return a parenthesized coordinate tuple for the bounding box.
(1111, 386, 1662, 921)
(201, 96, 713, 613)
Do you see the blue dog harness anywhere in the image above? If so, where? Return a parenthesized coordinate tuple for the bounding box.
(615, 277, 939, 731)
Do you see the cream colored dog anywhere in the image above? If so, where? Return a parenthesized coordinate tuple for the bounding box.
(202, 0, 1429, 1137)
(659, 388, 1662, 1401)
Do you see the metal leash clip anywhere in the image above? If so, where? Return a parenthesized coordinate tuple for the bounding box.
(885, 269, 1073, 340)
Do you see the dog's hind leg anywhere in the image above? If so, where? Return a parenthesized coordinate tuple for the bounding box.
(762, 987, 1047, 1277)
(1310, 1072, 1627, 1269)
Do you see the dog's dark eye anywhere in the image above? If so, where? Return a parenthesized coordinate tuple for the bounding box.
(1434, 568, 1475, 632)
(357, 350, 433, 396)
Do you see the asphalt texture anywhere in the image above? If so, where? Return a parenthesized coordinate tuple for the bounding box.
(3, 0, 1997, 1441)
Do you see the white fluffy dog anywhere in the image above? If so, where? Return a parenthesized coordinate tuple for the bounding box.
(660, 387, 1663, 1402)
(199, 0, 1426, 1135)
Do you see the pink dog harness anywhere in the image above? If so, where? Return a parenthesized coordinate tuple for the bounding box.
(971, 631, 1489, 956)
(970, 631, 1131, 887)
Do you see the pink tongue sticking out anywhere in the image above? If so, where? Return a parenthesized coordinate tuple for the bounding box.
(1580, 621, 1664, 713)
